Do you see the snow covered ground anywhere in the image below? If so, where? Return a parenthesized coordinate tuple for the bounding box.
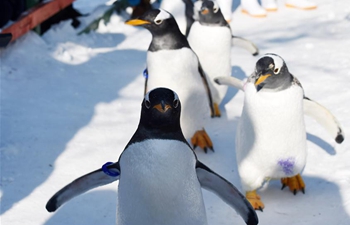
(1, 0, 350, 224)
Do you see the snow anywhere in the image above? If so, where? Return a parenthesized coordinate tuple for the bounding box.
(1, 0, 349, 224)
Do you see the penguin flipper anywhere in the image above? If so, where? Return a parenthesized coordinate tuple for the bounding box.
(46, 162, 120, 212)
(232, 36, 259, 56)
(182, 0, 195, 36)
(196, 161, 258, 225)
(214, 76, 244, 91)
(303, 97, 344, 143)
(198, 63, 216, 117)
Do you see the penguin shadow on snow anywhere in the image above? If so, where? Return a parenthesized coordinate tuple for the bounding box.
(259, 175, 349, 224)
(219, 66, 247, 117)
(231, 0, 243, 13)
(0, 32, 146, 215)
(44, 190, 117, 225)
(306, 133, 336, 155)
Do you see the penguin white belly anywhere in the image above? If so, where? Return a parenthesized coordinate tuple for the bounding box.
(147, 48, 210, 138)
(117, 139, 207, 225)
(236, 83, 307, 191)
(188, 22, 232, 105)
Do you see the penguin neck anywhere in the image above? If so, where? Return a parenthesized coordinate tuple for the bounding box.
(126, 123, 189, 148)
(149, 31, 190, 52)
(259, 73, 293, 92)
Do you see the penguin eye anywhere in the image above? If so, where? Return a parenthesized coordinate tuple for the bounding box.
(173, 99, 179, 108)
(213, 7, 219, 13)
(274, 68, 280, 74)
(145, 100, 151, 109)
(154, 19, 163, 25)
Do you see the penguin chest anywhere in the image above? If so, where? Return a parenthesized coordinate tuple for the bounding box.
(117, 139, 207, 225)
(188, 23, 232, 103)
(237, 84, 307, 178)
(147, 49, 210, 137)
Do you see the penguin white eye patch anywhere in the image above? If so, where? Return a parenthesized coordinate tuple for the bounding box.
(155, 9, 171, 23)
(213, 1, 219, 13)
(263, 53, 284, 74)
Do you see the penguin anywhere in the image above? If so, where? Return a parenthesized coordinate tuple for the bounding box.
(46, 88, 259, 225)
(184, 0, 259, 116)
(214, 70, 345, 144)
(233, 53, 309, 211)
(125, 9, 216, 152)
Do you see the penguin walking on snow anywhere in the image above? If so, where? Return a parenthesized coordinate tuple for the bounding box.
(185, 0, 259, 116)
(46, 88, 259, 225)
(234, 53, 309, 211)
(214, 75, 345, 144)
(125, 9, 216, 152)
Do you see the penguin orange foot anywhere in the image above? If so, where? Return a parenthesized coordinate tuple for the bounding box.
(281, 173, 305, 195)
(246, 190, 264, 211)
(213, 103, 221, 117)
(191, 129, 214, 153)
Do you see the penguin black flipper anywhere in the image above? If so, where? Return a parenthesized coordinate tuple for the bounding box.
(182, 0, 195, 36)
(303, 97, 344, 144)
(46, 162, 120, 212)
(196, 161, 258, 225)
(232, 35, 259, 56)
(198, 63, 215, 117)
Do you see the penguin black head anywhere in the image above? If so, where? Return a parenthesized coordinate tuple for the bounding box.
(196, 0, 228, 26)
(254, 53, 292, 91)
(140, 87, 181, 130)
(125, 9, 190, 51)
(125, 9, 180, 36)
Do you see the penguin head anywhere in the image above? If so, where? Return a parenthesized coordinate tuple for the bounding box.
(140, 87, 181, 130)
(254, 53, 292, 91)
(196, 0, 227, 26)
(125, 9, 179, 36)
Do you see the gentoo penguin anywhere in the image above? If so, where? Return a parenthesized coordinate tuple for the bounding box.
(125, 9, 216, 152)
(214, 69, 345, 144)
(235, 53, 309, 210)
(185, 0, 259, 116)
(46, 88, 259, 225)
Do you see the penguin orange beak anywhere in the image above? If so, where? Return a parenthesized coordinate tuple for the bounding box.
(153, 103, 172, 113)
(125, 19, 151, 26)
(201, 8, 209, 15)
(255, 74, 271, 85)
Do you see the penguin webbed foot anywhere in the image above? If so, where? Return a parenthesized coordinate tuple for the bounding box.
(281, 173, 305, 195)
(246, 190, 265, 211)
(191, 130, 214, 153)
(213, 103, 221, 117)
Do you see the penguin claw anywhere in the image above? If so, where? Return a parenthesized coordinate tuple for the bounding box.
(281, 183, 286, 190)
(281, 174, 306, 195)
(191, 129, 214, 153)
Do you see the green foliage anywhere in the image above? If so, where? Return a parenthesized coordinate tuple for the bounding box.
(78, 0, 130, 35)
